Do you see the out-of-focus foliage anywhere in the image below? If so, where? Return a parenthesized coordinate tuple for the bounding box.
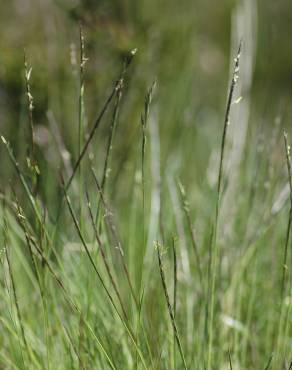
(1, 0, 291, 137)
(0, 0, 291, 217)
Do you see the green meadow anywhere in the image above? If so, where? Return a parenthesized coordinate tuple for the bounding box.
(0, 1, 291, 369)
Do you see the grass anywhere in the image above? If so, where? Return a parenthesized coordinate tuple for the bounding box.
(0, 31, 292, 370)
(206, 41, 242, 370)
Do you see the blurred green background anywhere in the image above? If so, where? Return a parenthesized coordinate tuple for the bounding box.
(0, 0, 292, 201)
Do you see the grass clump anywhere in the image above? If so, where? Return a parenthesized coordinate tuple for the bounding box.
(0, 33, 291, 370)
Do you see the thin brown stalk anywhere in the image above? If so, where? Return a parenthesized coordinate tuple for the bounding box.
(47, 110, 73, 179)
(10, 195, 119, 368)
(95, 87, 123, 224)
(172, 237, 177, 369)
(63, 184, 118, 309)
(24, 52, 39, 195)
(281, 131, 292, 298)
(95, 164, 154, 369)
(228, 349, 233, 370)
(63, 324, 85, 369)
(24, 51, 35, 159)
(78, 25, 88, 226)
(85, 189, 128, 320)
(10, 191, 78, 312)
(3, 201, 29, 355)
(172, 237, 177, 318)
(62, 182, 148, 369)
(177, 180, 203, 285)
(141, 81, 156, 243)
(66, 49, 136, 191)
(91, 168, 138, 307)
(16, 208, 79, 312)
(264, 355, 273, 370)
(78, 24, 87, 161)
(275, 131, 292, 367)
(13, 194, 52, 370)
(1, 137, 49, 243)
(13, 194, 42, 292)
(157, 243, 187, 370)
(207, 41, 242, 370)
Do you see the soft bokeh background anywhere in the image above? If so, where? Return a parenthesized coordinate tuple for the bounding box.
(0, 0, 292, 206)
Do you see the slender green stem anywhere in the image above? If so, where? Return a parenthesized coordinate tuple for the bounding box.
(157, 243, 188, 370)
(172, 237, 177, 370)
(95, 87, 123, 226)
(207, 42, 242, 370)
(78, 25, 87, 226)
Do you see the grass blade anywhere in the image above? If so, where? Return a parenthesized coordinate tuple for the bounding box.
(207, 41, 242, 370)
(177, 180, 203, 286)
(281, 131, 292, 298)
(85, 188, 128, 320)
(157, 242, 188, 370)
(91, 168, 138, 307)
(66, 49, 137, 191)
(95, 83, 123, 225)
(263, 354, 273, 370)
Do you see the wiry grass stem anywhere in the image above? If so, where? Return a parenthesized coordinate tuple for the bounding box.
(263, 354, 273, 370)
(139, 81, 156, 303)
(275, 131, 292, 367)
(172, 237, 177, 369)
(63, 181, 148, 369)
(228, 349, 233, 370)
(78, 25, 88, 225)
(91, 168, 138, 307)
(141, 81, 156, 231)
(66, 49, 137, 191)
(24, 52, 39, 192)
(24, 51, 35, 159)
(3, 202, 29, 359)
(177, 180, 203, 286)
(157, 243, 188, 370)
(85, 188, 128, 320)
(95, 84, 123, 225)
(281, 131, 292, 298)
(207, 42, 242, 370)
